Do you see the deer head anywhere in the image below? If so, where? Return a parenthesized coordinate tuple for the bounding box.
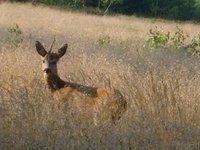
(35, 40, 68, 75)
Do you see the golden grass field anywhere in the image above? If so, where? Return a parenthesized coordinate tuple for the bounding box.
(0, 2, 200, 149)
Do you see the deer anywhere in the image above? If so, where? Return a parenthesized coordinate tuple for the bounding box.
(35, 39, 127, 124)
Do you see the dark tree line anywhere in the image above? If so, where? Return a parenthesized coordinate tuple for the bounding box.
(10, 0, 200, 21)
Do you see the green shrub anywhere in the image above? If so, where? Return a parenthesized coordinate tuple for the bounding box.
(146, 27, 170, 48)
(146, 26, 200, 56)
(188, 34, 200, 55)
(171, 27, 187, 49)
(7, 24, 23, 47)
(193, 0, 200, 21)
(97, 35, 111, 47)
(146, 27, 188, 49)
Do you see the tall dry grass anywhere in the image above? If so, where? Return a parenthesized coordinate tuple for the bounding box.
(0, 2, 200, 149)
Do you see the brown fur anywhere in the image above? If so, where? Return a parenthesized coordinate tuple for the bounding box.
(36, 40, 127, 124)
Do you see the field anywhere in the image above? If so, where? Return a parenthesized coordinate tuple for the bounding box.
(0, 2, 200, 149)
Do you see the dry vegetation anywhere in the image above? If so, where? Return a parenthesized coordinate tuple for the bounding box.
(0, 2, 200, 149)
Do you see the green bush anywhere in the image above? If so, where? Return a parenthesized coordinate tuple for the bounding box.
(7, 24, 23, 47)
(97, 35, 111, 47)
(188, 34, 200, 55)
(146, 28, 170, 48)
(171, 27, 187, 49)
(146, 26, 200, 56)
(120, 0, 196, 20)
(194, 0, 200, 20)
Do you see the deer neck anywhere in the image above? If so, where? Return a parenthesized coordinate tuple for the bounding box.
(44, 70, 66, 92)
(43, 70, 98, 97)
(43, 66, 98, 97)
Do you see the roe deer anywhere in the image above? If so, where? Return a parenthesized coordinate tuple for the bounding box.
(35, 40, 127, 124)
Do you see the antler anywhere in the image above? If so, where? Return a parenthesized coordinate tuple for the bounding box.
(49, 37, 56, 52)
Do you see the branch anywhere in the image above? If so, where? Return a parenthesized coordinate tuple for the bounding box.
(103, 0, 112, 15)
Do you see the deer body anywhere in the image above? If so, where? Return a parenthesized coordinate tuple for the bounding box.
(35, 40, 127, 124)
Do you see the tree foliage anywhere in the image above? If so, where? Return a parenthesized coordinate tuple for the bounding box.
(10, 0, 200, 21)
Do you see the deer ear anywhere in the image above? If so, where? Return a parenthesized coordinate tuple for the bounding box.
(57, 44, 68, 58)
(35, 41, 47, 57)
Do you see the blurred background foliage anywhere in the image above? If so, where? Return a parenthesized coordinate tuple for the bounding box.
(9, 0, 200, 21)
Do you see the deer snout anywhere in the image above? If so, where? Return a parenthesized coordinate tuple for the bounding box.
(43, 61, 50, 72)
(44, 68, 51, 74)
